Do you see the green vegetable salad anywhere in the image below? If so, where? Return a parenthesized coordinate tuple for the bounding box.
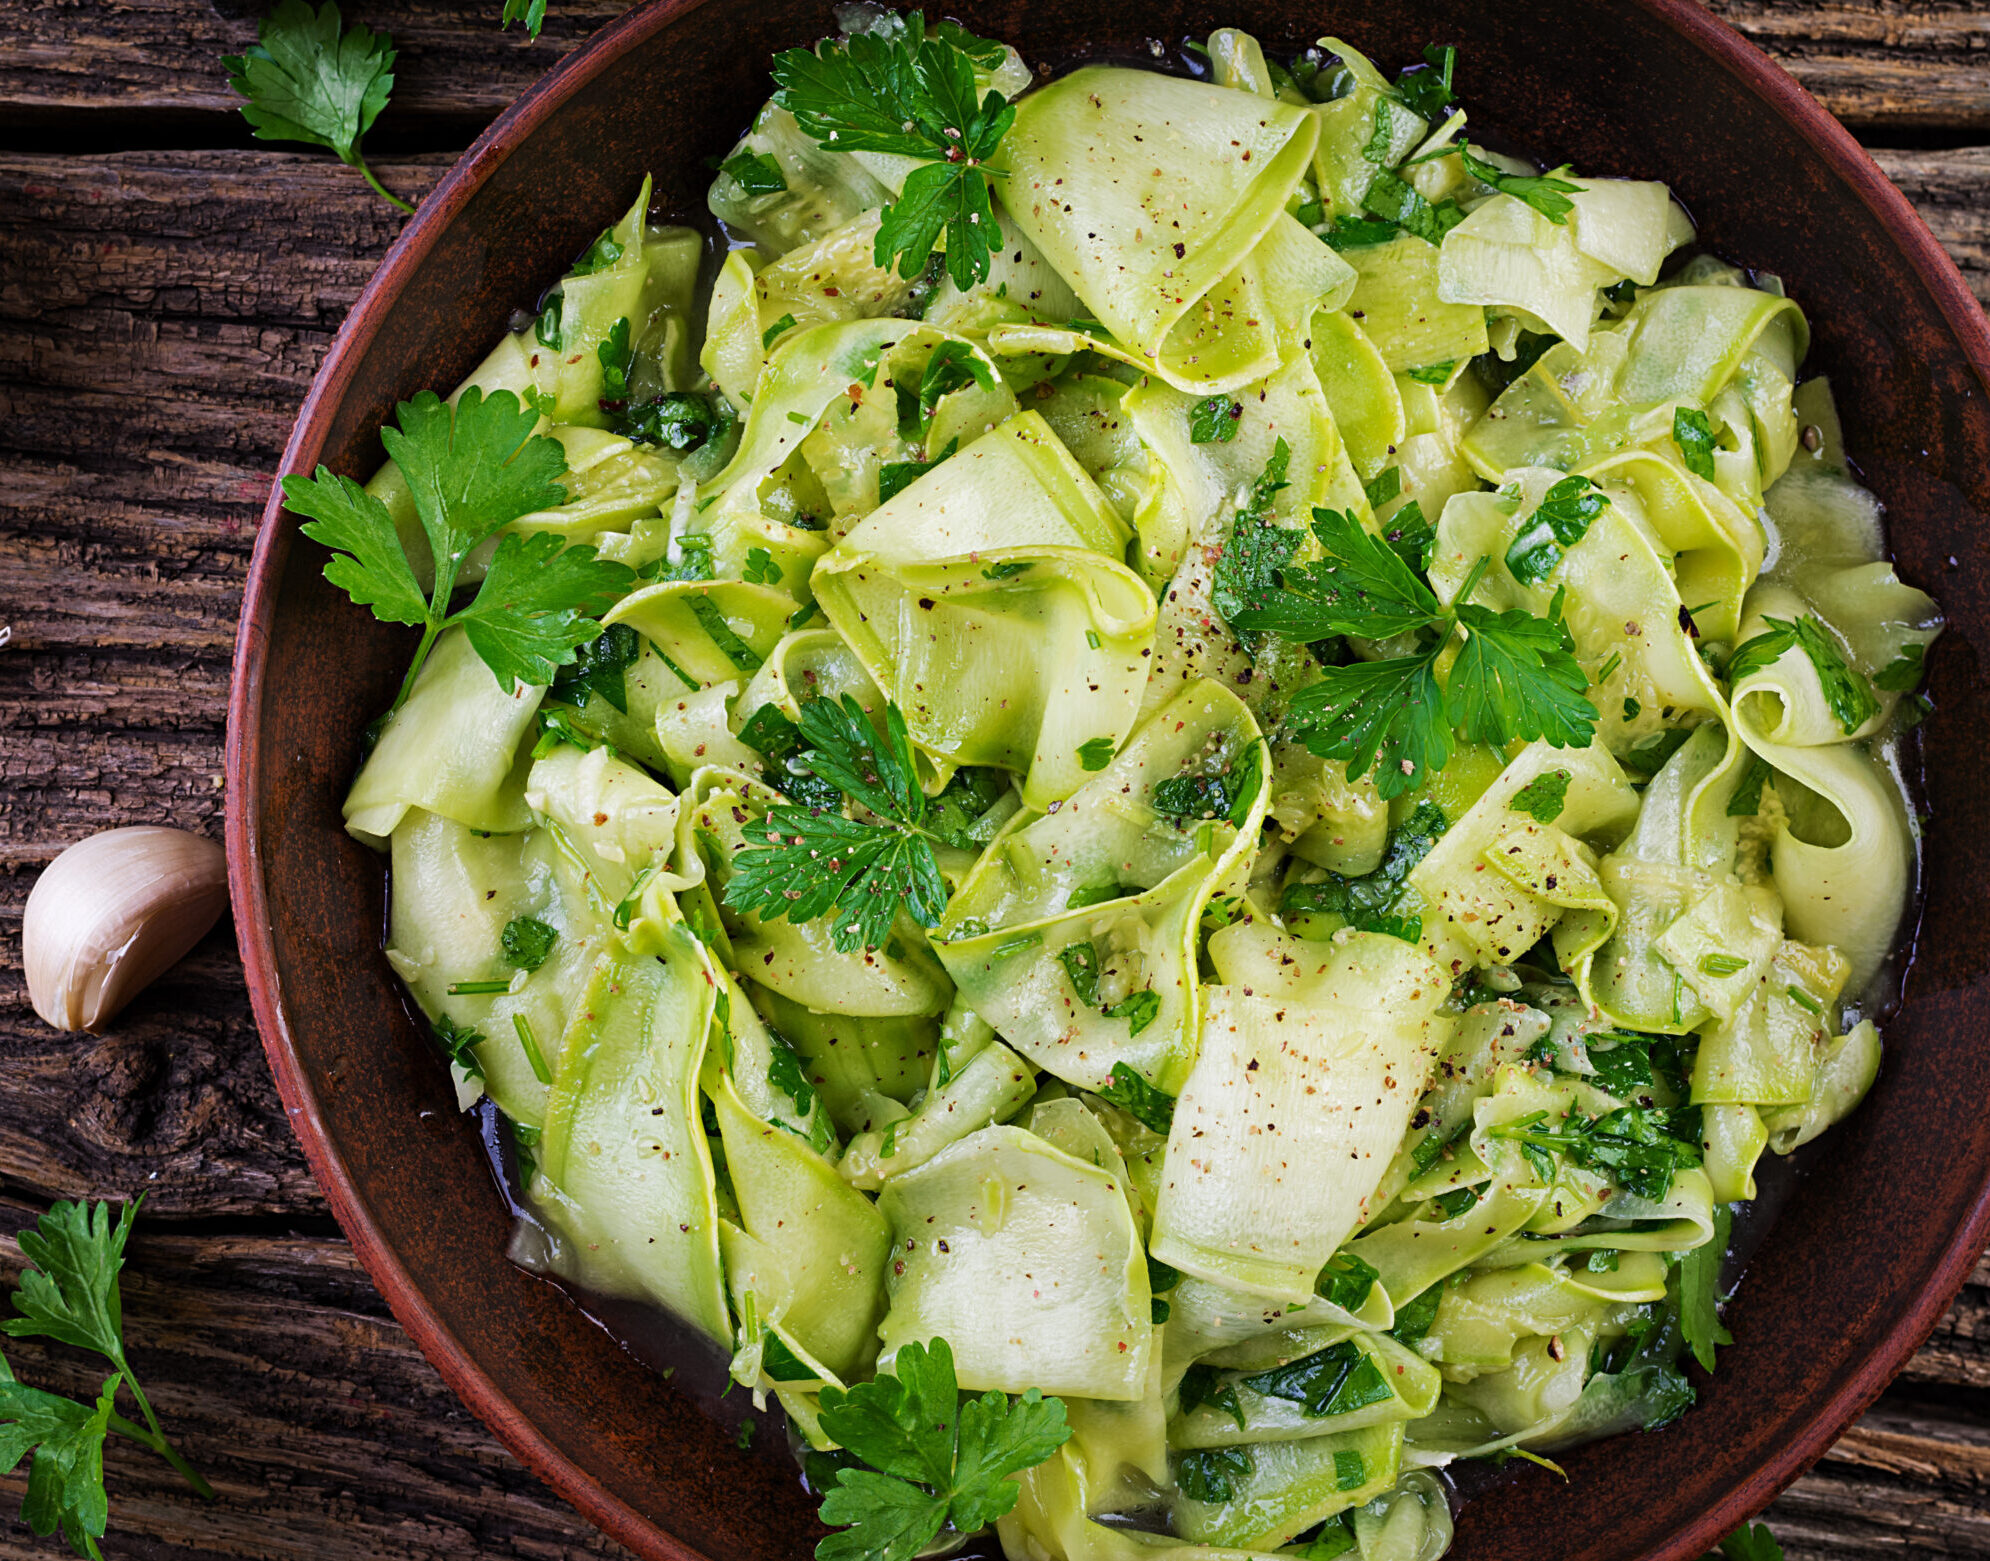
(288, 12, 1942, 1561)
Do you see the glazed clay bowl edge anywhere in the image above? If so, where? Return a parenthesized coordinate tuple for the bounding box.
(224, 3, 1990, 1559)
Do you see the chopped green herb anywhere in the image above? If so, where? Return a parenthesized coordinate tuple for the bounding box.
(1095, 1062, 1175, 1135)
(1680, 1203, 1734, 1372)
(513, 1012, 552, 1085)
(763, 313, 800, 349)
(1394, 43, 1457, 120)
(1316, 1250, 1381, 1313)
(1174, 1447, 1251, 1505)
(1727, 616, 1877, 733)
(1460, 147, 1584, 224)
(722, 150, 789, 197)
(1189, 396, 1243, 443)
(1727, 755, 1771, 818)
(1077, 736, 1116, 772)
(1699, 953, 1749, 978)
(744, 547, 784, 585)
(1875, 642, 1926, 693)
(878, 437, 959, 504)
(1509, 769, 1572, 824)
(1406, 361, 1455, 386)
(1504, 475, 1609, 586)
(1672, 407, 1718, 480)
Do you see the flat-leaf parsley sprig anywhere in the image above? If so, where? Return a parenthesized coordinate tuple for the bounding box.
(284, 386, 635, 712)
(1232, 502, 1598, 799)
(0, 1199, 214, 1559)
(723, 696, 950, 953)
(810, 1337, 1071, 1561)
(770, 15, 1015, 289)
(223, 0, 411, 213)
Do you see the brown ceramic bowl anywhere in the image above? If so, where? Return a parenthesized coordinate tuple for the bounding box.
(225, 2, 1990, 1557)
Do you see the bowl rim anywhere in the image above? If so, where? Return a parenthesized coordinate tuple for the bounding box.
(224, 2, 1990, 1557)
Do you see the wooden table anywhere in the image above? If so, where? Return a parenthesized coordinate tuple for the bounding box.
(2, 3, 1987, 1556)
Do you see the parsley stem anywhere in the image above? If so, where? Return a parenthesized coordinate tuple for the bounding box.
(107, 1392, 215, 1501)
(392, 617, 446, 713)
(348, 153, 415, 215)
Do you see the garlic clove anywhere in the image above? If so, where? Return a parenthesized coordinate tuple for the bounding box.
(23, 827, 229, 1034)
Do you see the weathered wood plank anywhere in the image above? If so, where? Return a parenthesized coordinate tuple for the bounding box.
(0, 3, 1984, 135)
(0, 1208, 629, 1560)
(0, 1204, 1977, 1561)
(1705, 3, 1990, 133)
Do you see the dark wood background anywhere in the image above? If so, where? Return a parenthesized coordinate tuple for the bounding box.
(2, 2, 1987, 1556)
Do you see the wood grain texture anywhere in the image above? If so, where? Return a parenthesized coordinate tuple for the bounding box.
(0, 2, 1985, 135)
(4, 5, 1990, 1552)
(0, 1201, 632, 1560)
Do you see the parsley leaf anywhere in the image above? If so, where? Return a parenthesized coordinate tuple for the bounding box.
(1282, 801, 1446, 930)
(1681, 1203, 1734, 1373)
(1323, 213, 1403, 251)
(223, 0, 410, 212)
(1190, 396, 1243, 443)
(1094, 1062, 1176, 1135)
(1077, 736, 1116, 772)
(1727, 616, 1878, 733)
(455, 531, 634, 693)
(596, 316, 632, 402)
(1316, 1251, 1382, 1314)
(1727, 755, 1772, 819)
(723, 697, 948, 951)
(879, 437, 960, 504)
(432, 1014, 485, 1080)
(1406, 361, 1455, 386)
(1268, 513, 1596, 798)
(1209, 439, 1298, 633)
(1176, 1447, 1251, 1504)
(550, 622, 639, 715)
(1508, 768, 1572, 824)
(0, 1199, 215, 1554)
(1178, 1364, 1245, 1430)
(501, 917, 558, 971)
(1489, 1105, 1703, 1201)
(499, 0, 548, 39)
(722, 150, 788, 197)
(1362, 172, 1465, 245)
(1707, 1522, 1785, 1561)
(1449, 600, 1598, 750)
(1294, 648, 1451, 802)
(288, 388, 630, 709)
(620, 390, 733, 453)
(1875, 642, 1926, 693)
(813, 1338, 1069, 1561)
(1242, 1340, 1391, 1419)
(1504, 475, 1610, 586)
(1057, 946, 1161, 1035)
(1395, 44, 1458, 121)
(1460, 148, 1584, 225)
(734, 703, 844, 810)
(898, 342, 995, 446)
(1233, 504, 1443, 642)
(771, 21, 1015, 288)
(1672, 407, 1719, 480)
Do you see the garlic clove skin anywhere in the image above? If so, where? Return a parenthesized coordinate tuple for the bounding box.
(23, 826, 229, 1034)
